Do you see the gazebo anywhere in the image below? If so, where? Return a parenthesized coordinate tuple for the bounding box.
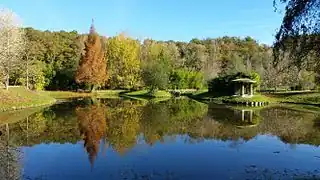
(232, 78, 256, 97)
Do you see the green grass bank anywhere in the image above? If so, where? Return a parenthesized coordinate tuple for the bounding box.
(264, 91, 320, 106)
(40, 90, 126, 99)
(0, 87, 56, 112)
(123, 90, 172, 98)
(187, 89, 320, 106)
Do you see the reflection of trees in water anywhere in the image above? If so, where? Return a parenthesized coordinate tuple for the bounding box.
(313, 116, 320, 128)
(259, 107, 320, 145)
(76, 104, 107, 166)
(105, 100, 141, 154)
(208, 104, 261, 127)
(141, 102, 169, 145)
(2, 98, 320, 168)
(190, 104, 260, 142)
(140, 99, 208, 145)
(7, 108, 80, 146)
(206, 104, 320, 145)
(0, 124, 21, 180)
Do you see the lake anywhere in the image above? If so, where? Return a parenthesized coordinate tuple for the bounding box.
(0, 98, 319, 180)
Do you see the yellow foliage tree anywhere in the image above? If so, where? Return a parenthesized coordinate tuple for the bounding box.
(106, 33, 141, 89)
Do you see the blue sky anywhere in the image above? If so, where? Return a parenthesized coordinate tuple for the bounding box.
(1, 0, 284, 44)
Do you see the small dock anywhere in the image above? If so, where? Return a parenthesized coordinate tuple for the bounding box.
(222, 99, 269, 106)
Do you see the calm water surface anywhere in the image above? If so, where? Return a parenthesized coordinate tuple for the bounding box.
(0, 98, 320, 180)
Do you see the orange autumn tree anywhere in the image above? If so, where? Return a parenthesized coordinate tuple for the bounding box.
(75, 21, 106, 91)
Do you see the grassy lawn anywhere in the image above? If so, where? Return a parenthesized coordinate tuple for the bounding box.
(124, 89, 172, 98)
(189, 89, 320, 106)
(40, 90, 126, 99)
(96, 90, 127, 98)
(0, 87, 56, 111)
(265, 92, 320, 106)
(187, 89, 274, 104)
(39, 91, 93, 99)
(184, 89, 212, 100)
(224, 94, 274, 102)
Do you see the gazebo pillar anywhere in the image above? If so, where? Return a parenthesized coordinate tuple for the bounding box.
(250, 83, 253, 96)
(241, 83, 245, 96)
(241, 110, 245, 121)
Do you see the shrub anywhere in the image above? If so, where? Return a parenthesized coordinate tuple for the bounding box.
(142, 61, 169, 91)
(169, 69, 205, 90)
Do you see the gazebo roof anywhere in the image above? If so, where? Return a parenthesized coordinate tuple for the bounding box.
(232, 78, 256, 83)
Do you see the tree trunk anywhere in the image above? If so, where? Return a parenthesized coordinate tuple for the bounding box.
(5, 75, 9, 90)
(91, 85, 96, 92)
(26, 56, 29, 89)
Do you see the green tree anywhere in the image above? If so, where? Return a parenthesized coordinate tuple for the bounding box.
(170, 69, 205, 89)
(274, 0, 320, 83)
(21, 28, 82, 90)
(17, 60, 46, 90)
(142, 60, 169, 91)
(141, 40, 173, 91)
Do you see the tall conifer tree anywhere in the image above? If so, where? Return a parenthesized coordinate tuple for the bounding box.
(75, 20, 106, 91)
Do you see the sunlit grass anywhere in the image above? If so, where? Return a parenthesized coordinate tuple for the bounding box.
(190, 89, 320, 106)
(40, 90, 126, 99)
(265, 92, 320, 105)
(39, 91, 92, 99)
(124, 89, 172, 98)
(0, 87, 55, 111)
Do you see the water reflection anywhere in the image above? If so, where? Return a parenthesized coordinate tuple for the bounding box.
(208, 104, 261, 127)
(0, 124, 21, 180)
(76, 104, 107, 166)
(0, 98, 319, 179)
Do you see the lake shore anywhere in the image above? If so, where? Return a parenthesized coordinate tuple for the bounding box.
(186, 90, 320, 106)
(1, 88, 319, 112)
(0, 87, 56, 112)
(39, 90, 126, 99)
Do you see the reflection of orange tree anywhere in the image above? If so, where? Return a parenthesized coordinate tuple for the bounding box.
(76, 104, 107, 166)
(105, 101, 140, 154)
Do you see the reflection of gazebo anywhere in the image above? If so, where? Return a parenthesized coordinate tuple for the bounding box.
(237, 110, 258, 127)
(232, 78, 256, 97)
(208, 104, 261, 127)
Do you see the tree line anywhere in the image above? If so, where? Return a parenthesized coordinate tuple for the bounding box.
(0, 7, 318, 92)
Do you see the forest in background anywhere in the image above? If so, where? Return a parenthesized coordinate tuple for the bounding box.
(6, 27, 318, 91)
(1, 0, 319, 93)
